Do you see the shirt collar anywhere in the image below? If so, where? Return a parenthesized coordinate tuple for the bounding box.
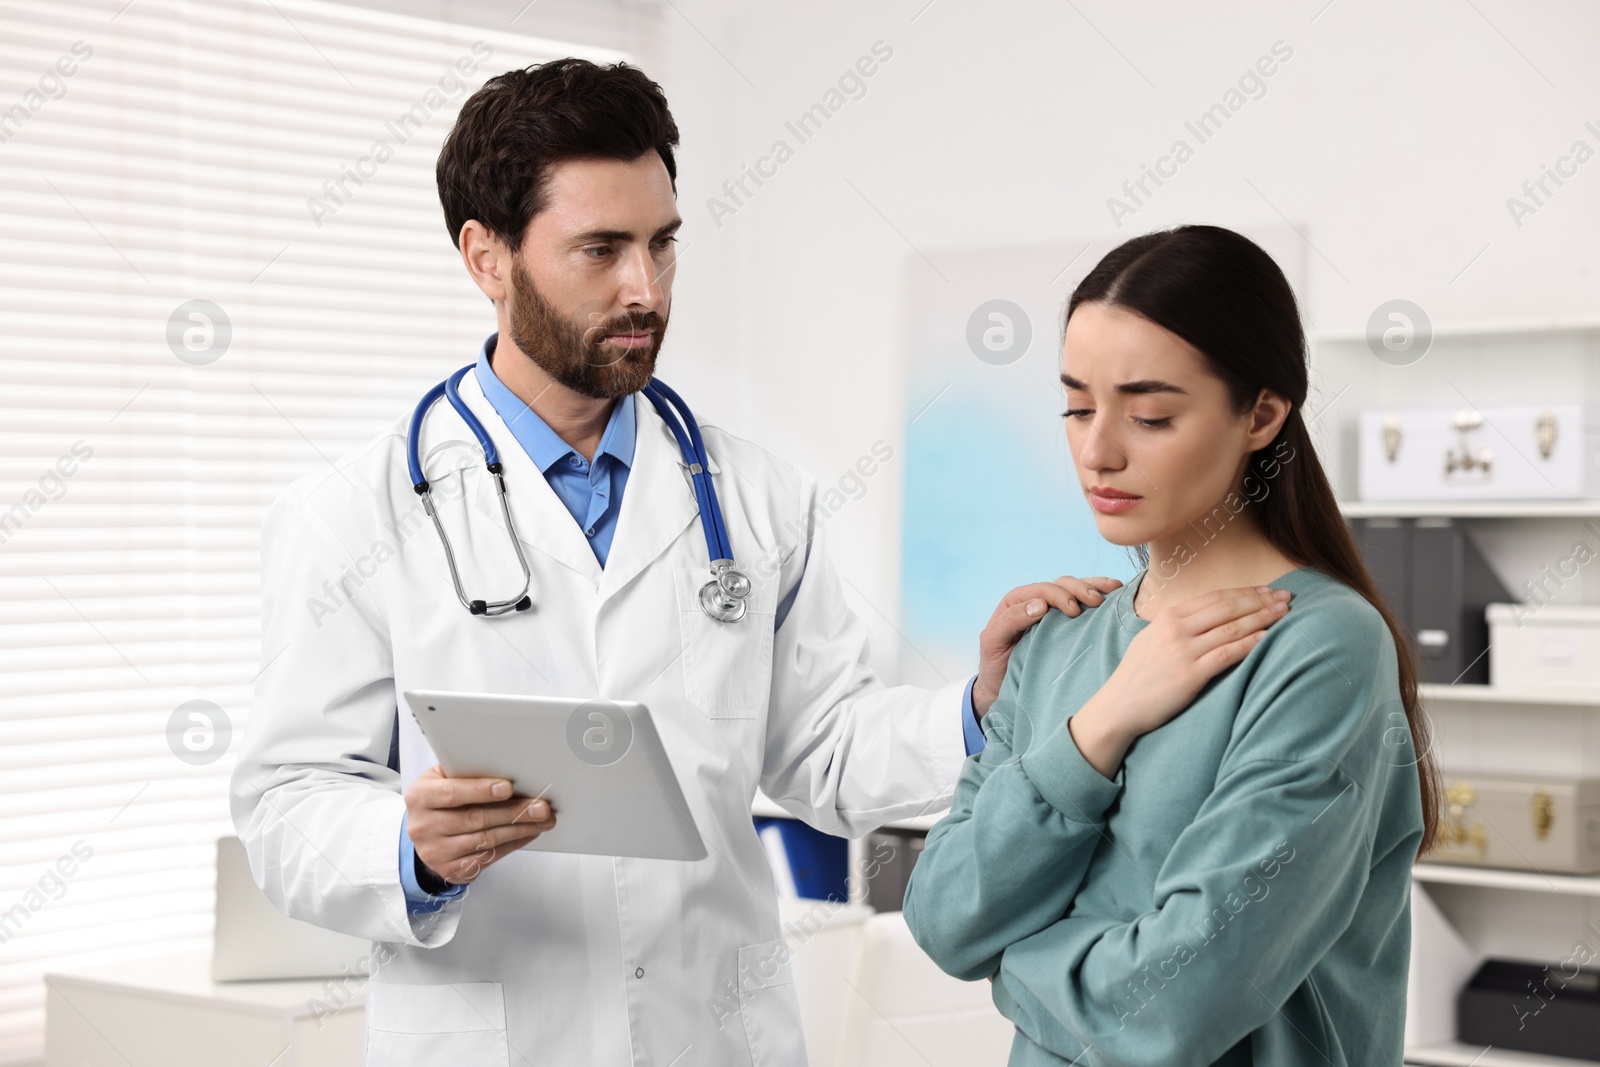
(474, 332, 637, 474)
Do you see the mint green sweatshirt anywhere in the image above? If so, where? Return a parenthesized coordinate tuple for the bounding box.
(903, 566, 1423, 1066)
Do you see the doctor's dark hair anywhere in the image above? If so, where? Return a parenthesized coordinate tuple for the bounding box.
(1065, 225, 1439, 857)
(436, 58, 680, 252)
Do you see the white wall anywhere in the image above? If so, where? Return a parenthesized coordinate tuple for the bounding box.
(651, 0, 1600, 680)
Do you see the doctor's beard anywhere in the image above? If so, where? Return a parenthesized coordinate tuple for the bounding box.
(506, 258, 667, 400)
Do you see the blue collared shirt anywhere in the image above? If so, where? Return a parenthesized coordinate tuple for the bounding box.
(400, 337, 985, 911)
(472, 334, 636, 566)
(961, 680, 985, 754)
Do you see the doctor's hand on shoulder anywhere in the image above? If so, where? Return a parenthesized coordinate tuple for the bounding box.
(972, 574, 1125, 716)
(404, 766, 557, 887)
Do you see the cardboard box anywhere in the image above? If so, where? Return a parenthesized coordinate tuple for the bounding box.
(1489, 603, 1600, 690)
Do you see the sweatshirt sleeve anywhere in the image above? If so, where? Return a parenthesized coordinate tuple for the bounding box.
(987, 601, 1408, 1066)
(903, 619, 1124, 982)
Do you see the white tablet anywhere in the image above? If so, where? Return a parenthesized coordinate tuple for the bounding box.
(402, 691, 707, 862)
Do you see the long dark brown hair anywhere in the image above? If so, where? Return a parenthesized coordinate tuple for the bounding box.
(1066, 224, 1438, 856)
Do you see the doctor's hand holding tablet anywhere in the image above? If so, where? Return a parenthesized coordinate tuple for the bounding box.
(402, 767, 553, 888)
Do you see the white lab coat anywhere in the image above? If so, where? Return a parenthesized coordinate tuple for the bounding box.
(229, 366, 968, 1067)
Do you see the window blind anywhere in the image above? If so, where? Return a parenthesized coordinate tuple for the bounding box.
(0, 1, 627, 1060)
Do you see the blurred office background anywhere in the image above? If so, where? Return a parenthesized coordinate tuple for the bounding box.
(2, 1, 1599, 1064)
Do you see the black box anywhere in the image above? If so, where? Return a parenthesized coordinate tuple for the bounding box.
(863, 829, 925, 911)
(1458, 958, 1600, 1061)
(1409, 518, 1511, 685)
(1349, 516, 1511, 685)
(1351, 516, 1411, 624)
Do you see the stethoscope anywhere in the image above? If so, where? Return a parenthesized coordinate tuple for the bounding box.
(405, 363, 752, 622)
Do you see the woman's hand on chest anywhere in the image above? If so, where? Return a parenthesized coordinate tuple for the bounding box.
(1068, 585, 1292, 778)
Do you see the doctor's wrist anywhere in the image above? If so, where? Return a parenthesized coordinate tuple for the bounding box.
(971, 679, 1000, 717)
(413, 851, 454, 895)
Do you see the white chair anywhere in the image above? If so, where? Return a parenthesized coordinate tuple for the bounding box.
(781, 898, 876, 1067)
(831, 912, 1015, 1067)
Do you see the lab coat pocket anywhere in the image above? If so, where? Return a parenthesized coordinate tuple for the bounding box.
(674, 567, 775, 719)
(365, 980, 510, 1067)
(737, 938, 805, 1067)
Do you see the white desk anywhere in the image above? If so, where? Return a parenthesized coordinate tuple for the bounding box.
(753, 791, 946, 832)
(45, 950, 364, 1067)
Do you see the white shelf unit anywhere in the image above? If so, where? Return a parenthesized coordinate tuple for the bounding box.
(1314, 323, 1600, 1063)
(752, 792, 943, 834)
(1343, 501, 1600, 519)
(1405, 1039, 1599, 1066)
(1310, 321, 1600, 519)
(1419, 683, 1600, 707)
(1318, 316, 1600, 344)
(1414, 862, 1600, 898)
(1403, 633, 1600, 1063)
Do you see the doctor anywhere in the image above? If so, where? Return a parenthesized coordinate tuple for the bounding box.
(231, 58, 1117, 1066)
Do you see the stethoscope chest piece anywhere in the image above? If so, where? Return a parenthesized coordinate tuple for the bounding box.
(700, 559, 751, 623)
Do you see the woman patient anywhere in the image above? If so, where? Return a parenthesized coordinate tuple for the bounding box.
(903, 225, 1437, 1067)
